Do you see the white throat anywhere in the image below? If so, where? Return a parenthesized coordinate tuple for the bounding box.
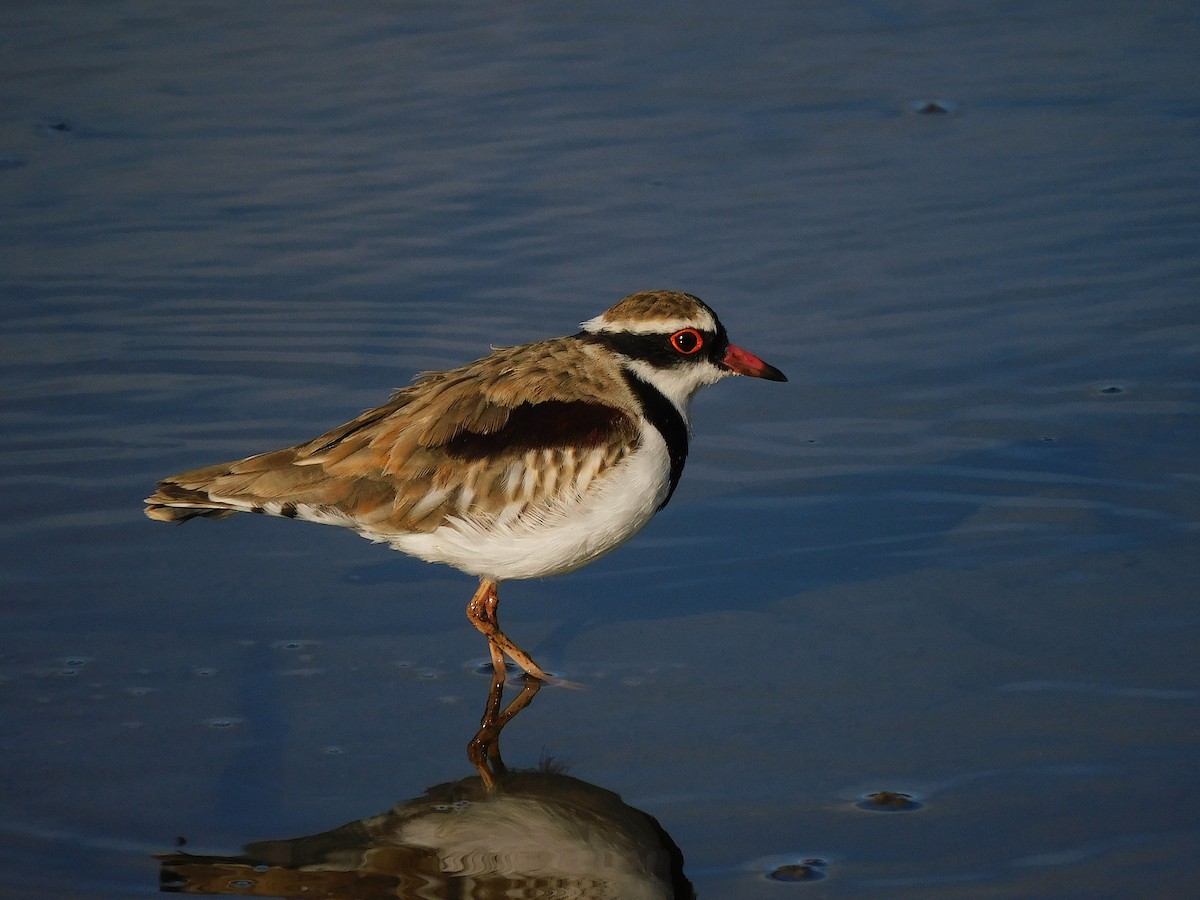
(620, 357, 728, 425)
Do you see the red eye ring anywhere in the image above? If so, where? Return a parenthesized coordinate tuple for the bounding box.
(670, 328, 705, 355)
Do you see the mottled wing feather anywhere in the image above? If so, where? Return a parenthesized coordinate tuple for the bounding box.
(145, 338, 642, 534)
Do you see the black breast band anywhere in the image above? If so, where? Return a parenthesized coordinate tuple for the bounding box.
(620, 368, 689, 510)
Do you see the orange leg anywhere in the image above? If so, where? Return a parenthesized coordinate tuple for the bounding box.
(465, 579, 554, 682)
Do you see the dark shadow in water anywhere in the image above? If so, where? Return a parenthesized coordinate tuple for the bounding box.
(157, 671, 694, 899)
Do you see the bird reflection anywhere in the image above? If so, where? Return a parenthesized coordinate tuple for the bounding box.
(158, 670, 694, 899)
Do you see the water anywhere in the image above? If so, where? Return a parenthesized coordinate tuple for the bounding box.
(2, 2, 1198, 896)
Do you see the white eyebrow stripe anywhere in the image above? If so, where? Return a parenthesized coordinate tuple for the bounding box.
(580, 315, 716, 334)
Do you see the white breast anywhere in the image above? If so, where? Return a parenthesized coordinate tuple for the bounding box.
(388, 425, 672, 582)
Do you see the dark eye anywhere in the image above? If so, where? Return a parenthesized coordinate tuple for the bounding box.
(670, 328, 704, 355)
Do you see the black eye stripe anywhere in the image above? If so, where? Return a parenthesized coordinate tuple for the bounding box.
(579, 329, 726, 367)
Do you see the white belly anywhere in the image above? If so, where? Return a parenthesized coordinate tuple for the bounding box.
(389, 431, 671, 582)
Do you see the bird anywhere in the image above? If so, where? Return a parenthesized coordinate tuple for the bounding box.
(145, 290, 786, 682)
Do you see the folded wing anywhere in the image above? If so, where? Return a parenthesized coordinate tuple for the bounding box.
(144, 339, 641, 535)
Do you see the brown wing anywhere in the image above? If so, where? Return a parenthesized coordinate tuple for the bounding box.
(144, 338, 642, 533)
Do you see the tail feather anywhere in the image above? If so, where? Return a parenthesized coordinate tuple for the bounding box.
(144, 480, 243, 522)
(144, 502, 238, 522)
(145, 438, 428, 533)
(143, 449, 371, 526)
